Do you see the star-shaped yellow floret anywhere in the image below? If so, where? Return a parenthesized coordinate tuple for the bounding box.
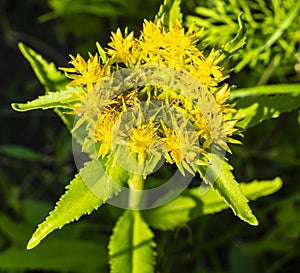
(60, 53, 105, 90)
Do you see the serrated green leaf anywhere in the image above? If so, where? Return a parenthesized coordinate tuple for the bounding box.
(143, 177, 282, 231)
(18, 43, 67, 91)
(11, 87, 80, 112)
(199, 176, 282, 214)
(199, 155, 258, 226)
(79, 157, 129, 201)
(27, 174, 103, 250)
(155, 0, 182, 26)
(233, 94, 300, 129)
(108, 211, 156, 273)
(27, 156, 130, 250)
(18, 43, 73, 130)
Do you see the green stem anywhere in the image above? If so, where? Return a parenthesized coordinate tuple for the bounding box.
(257, 57, 276, 85)
(128, 173, 144, 209)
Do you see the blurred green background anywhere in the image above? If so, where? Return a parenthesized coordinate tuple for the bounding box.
(1, 0, 299, 272)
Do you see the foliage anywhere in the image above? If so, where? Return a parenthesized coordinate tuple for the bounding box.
(186, 0, 300, 85)
(39, 0, 163, 54)
(2, 0, 300, 273)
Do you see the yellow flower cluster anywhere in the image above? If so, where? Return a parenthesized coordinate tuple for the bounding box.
(61, 19, 239, 175)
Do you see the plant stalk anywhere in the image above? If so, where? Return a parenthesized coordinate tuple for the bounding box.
(128, 173, 144, 209)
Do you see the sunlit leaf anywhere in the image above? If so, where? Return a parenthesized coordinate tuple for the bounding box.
(155, 0, 182, 26)
(108, 211, 156, 273)
(18, 43, 67, 91)
(79, 157, 129, 202)
(96, 41, 109, 64)
(18, 43, 74, 130)
(240, 177, 282, 200)
(11, 87, 81, 112)
(198, 155, 258, 225)
(27, 155, 130, 250)
(233, 94, 300, 129)
(27, 174, 103, 250)
(229, 84, 300, 100)
(143, 177, 282, 231)
(259, 1, 300, 52)
(222, 13, 246, 55)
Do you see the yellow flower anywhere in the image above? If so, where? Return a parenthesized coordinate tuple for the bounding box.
(160, 122, 200, 175)
(60, 53, 106, 90)
(128, 122, 160, 164)
(160, 124, 182, 164)
(94, 111, 117, 158)
(66, 18, 240, 176)
(106, 28, 137, 66)
(139, 20, 203, 68)
(185, 52, 222, 88)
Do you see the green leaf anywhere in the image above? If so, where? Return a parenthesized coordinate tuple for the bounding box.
(260, 0, 300, 52)
(18, 43, 74, 130)
(108, 211, 156, 273)
(193, 6, 221, 19)
(155, 0, 182, 26)
(233, 94, 300, 129)
(54, 107, 75, 132)
(239, 177, 282, 200)
(79, 157, 129, 201)
(0, 213, 31, 246)
(18, 43, 67, 91)
(143, 189, 202, 231)
(27, 156, 130, 250)
(96, 41, 109, 64)
(22, 199, 53, 225)
(11, 87, 80, 112)
(222, 13, 246, 55)
(230, 83, 300, 130)
(198, 154, 258, 226)
(0, 145, 45, 161)
(229, 84, 300, 100)
(0, 213, 107, 272)
(0, 240, 107, 273)
(143, 177, 282, 231)
(27, 174, 103, 250)
(68, 4, 123, 17)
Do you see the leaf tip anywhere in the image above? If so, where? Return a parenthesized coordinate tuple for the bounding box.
(26, 236, 39, 250)
(11, 103, 22, 111)
(246, 214, 259, 226)
(18, 42, 28, 56)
